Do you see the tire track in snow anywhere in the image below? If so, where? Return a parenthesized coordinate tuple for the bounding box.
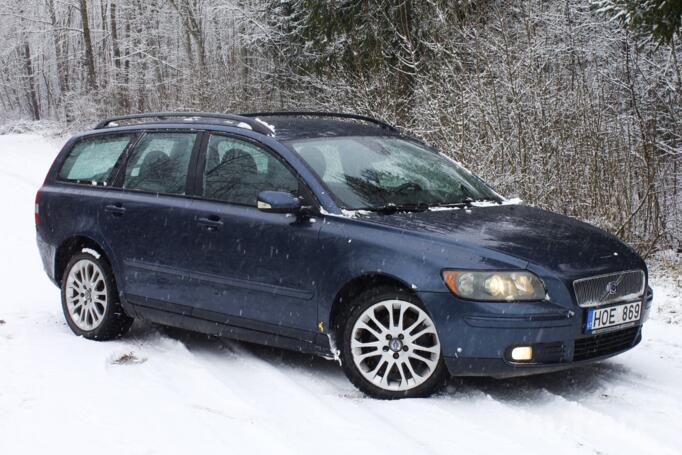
(177, 327, 682, 455)
(0, 167, 42, 188)
(178, 335, 603, 454)
(179, 335, 439, 455)
(450, 351, 682, 454)
(100, 327, 303, 454)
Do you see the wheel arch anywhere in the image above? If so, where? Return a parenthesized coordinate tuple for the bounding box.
(55, 235, 112, 285)
(328, 272, 417, 337)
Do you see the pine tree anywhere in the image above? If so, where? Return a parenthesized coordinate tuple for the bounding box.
(592, 0, 682, 44)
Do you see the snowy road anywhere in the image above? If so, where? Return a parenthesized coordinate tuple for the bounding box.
(1, 133, 681, 455)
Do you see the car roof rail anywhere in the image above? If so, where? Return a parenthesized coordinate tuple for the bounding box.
(93, 112, 274, 135)
(239, 111, 399, 133)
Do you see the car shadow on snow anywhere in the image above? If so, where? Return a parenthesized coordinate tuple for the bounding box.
(149, 322, 632, 403)
(445, 361, 632, 403)
(156, 323, 345, 378)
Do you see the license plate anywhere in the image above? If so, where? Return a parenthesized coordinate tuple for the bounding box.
(586, 302, 642, 333)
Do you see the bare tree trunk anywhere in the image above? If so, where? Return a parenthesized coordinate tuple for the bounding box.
(45, 0, 66, 103)
(79, 0, 97, 90)
(111, 1, 121, 72)
(63, 5, 73, 93)
(110, 0, 123, 111)
(20, 42, 40, 120)
(394, 0, 417, 121)
(168, 0, 206, 69)
(120, 2, 132, 112)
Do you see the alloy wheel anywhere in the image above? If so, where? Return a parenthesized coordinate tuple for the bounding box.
(65, 259, 108, 331)
(350, 299, 441, 391)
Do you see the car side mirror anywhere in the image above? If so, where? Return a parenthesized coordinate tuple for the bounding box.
(257, 191, 302, 214)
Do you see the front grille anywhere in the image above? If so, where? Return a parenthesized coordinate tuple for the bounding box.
(573, 326, 640, 361)
(573, 269, 645, 308)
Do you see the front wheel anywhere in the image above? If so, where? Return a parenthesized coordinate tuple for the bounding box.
(340, 287, 446, 399)
(61, 252, 133, 340)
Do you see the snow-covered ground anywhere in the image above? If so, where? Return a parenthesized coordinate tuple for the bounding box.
(1, 133, 681, 455)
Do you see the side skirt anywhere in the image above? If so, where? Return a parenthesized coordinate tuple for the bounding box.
(128, 301, 333, 358)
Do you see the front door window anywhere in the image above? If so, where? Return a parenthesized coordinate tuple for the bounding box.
(203, 135, 299, 205)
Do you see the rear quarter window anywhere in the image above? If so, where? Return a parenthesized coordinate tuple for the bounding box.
(58, 135, 133, 185)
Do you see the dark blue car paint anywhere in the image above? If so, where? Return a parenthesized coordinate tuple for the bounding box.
(36, 120, 651, 376)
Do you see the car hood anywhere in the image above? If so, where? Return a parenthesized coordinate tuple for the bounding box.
(357, 204, 643, 278)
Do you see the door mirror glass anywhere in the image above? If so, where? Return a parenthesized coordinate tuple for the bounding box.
(257, 191, 301, 213)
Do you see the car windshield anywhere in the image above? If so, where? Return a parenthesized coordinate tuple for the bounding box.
(288, 136, 500, 210)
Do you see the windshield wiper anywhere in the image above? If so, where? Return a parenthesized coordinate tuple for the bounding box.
(459, 185, 502, 205)
(358, 196, 502, 214)
(427, 197, 502, 209)
(364, 202, 431, 214)
(469, 197, 503, 204)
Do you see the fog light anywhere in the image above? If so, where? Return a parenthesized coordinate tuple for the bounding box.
(510, 346, 533, 362)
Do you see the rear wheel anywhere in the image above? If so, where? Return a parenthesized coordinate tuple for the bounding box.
(61, 252, 133, 340)
(340, 287, 446, 399)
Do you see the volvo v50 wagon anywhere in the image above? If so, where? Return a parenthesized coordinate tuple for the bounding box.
(36, 112, 653, 398)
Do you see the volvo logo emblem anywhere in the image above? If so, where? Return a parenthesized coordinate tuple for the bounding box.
(601, 273, 625, 301)
(605, 281, 619, 295)
(389, 338, 403, 352)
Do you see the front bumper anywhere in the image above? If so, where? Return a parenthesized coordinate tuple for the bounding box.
(418, 288, 653, 378)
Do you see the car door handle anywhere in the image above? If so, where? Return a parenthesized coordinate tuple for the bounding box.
(197, 215, 223, 231)
(104, 203, 126, 216)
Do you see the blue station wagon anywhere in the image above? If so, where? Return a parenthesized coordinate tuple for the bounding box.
(35, 112, 653, 398)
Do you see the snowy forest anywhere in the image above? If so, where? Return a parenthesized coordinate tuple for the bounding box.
(1, 0, 681, 255)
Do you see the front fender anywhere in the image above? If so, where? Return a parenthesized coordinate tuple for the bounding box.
(315, 215, 527, 323)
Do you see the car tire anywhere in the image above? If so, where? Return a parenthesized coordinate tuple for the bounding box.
(61, 252, 133, 340)
(340, 286, 447, 399)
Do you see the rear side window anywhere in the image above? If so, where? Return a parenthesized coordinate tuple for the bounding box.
(58, 135, 133, 185)
(123, 132, 197, 194)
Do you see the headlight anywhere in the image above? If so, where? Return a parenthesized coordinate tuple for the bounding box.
(442, 270, 545, 301)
